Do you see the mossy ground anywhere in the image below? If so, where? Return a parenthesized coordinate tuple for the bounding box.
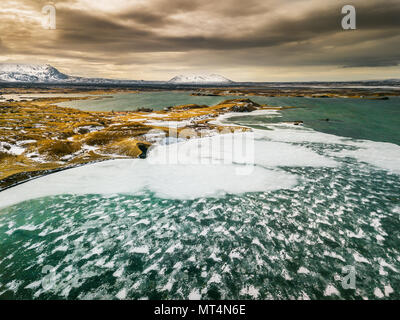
(0, 93, 273, 189)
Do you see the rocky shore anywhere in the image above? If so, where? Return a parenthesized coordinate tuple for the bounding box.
(191, 88, 399, 99)
(0, 95, 275, 189)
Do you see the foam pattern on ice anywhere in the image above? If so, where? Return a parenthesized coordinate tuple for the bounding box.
(1, 113, 400, 299)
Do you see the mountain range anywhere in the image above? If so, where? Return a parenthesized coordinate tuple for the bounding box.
(0, 64, 235, 85)
(168, 74, 233, 84)
(1, 64, 400, 87)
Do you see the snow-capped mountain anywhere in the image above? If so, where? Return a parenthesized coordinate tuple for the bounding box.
(168, 74, 234, 84)
(0, 64, 235, 85)
(0, 63, 153, 84)
(0, 64, 70, 83)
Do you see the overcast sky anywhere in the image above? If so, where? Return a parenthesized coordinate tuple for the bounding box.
(0, 0, 399, 81)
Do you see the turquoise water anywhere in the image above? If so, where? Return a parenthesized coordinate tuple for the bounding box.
(59, 92, 400, 145)
(249, 96, 400, 146)
(57, 92, 240, 111)
(1, 93, 400, 300)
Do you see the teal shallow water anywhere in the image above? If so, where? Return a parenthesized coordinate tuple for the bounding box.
(228, 96, 400, 146)
(57, 92, 240, 112)
(59, 92, 400, 145)
(1, 156, 399, 299)
(1, 93, 400, 299)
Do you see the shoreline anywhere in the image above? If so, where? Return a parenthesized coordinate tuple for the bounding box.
(0, 91, 279, 190)
(2, 86, 398, 191)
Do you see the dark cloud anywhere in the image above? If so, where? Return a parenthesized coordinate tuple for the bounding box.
(118, 10, 171, 27)
(1, 0, 400, 80)
(54, 1, 400, 52)
(358, 2, 400, 29)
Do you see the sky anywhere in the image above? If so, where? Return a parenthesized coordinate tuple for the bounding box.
(0, 0, 399, 81)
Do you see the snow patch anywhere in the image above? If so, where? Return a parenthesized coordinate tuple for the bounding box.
(168, 74, 233, 84)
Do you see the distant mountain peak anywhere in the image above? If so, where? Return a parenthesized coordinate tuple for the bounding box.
(0, 63, 69, 83)
(168, 74, 234, 84)
(0, 63, 156, 84)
